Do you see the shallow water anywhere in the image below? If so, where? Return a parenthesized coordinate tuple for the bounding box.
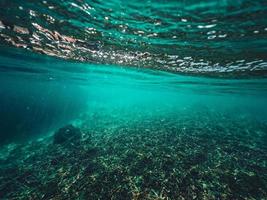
(0, 47, 267, 199)
(1, 0, 267, 199)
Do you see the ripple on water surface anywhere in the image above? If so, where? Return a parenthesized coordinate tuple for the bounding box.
(0, 0, 267, 77)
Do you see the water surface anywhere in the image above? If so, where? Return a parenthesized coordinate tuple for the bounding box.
(0, 0, 267, 76)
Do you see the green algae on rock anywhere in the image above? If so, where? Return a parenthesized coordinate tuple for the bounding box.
(53, 124, 82, 145)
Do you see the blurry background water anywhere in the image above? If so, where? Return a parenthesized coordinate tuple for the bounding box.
(0, 47, 267, 145)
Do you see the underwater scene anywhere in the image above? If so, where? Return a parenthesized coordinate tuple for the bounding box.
(0, 0, 267, 199)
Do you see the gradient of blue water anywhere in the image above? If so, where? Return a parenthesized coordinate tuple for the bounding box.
(0, 48, 267, 144)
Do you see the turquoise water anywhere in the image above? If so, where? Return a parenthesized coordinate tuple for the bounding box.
(1, 0, 267, 199)
(0, 0, 267, 76)
(1, 47, 267, 144)
(1, 47, 267, 199)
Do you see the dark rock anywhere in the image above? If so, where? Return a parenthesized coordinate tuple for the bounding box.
(53, 124, 81, 144)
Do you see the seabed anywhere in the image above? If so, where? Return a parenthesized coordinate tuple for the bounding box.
(0, 107, 266, 200)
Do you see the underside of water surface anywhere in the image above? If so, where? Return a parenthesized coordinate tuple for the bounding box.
(0, 0, 267, 76)
(0, 0, 267, 199)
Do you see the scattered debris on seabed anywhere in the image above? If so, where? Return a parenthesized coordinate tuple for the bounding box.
(0, 108, 267, 200)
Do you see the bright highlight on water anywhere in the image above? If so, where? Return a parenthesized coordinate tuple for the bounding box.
(1, 0, 267, 76)
(0, 0, 267, 199)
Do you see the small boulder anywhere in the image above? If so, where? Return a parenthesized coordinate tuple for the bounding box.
(53, 124, 81, 144)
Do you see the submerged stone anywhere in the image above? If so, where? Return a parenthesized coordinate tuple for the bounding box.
(53, 124, 81, 144)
